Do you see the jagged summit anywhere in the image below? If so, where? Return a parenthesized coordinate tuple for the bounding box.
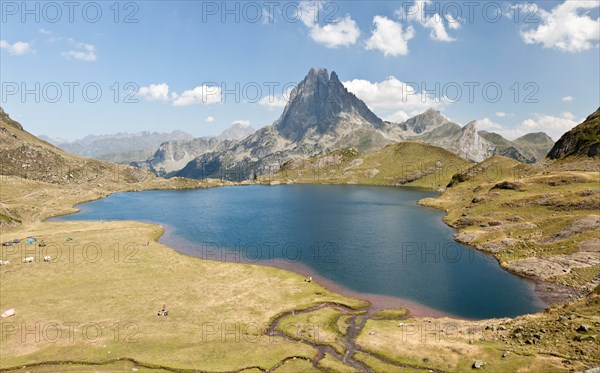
(275, 68, 384, 141)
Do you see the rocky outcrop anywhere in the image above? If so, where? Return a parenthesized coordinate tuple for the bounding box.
(547, 107, 600, 159)
(0, 107, 23, 130)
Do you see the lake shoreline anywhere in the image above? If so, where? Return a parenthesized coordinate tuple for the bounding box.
(53, 184, 547, 320)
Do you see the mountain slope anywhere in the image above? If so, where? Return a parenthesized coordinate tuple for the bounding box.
(0, 107, 153, 185)
(547, 108, 600, 159)
(479, 131, 534, 163)
(513, 132, 555, 161)
(265, 141, 471, 188)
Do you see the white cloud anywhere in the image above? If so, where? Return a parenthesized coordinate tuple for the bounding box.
(562, 96, 574, 102)
(258, 95, 288, 110)
(399, 0, 460, 42)
(205, 116, 215, 123)
(231, 120, 250, 127)
(365, 16, 415, 56)
(343, 77, 442, 119)
(519, 112, 578, 140)
(298, 1, 360, 48)
(495, 112, 507, 117)
(483, 112, 579, 140)
(61, 41, 96, 62)
(385, 110, 410, 123)
(38, 28, 53, 35)
(0, 40, 34, 55)
(519, 1, 599, 52)
(138, 83, 170, 101)
(172, 85, 221, 106)
(477, 117, 503, 131)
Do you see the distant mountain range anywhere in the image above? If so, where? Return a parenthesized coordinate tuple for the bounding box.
(15, 68, 590, 182)
(40, 130, 194, 163)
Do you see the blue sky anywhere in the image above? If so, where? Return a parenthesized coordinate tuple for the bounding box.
(1, 0, 598, 141)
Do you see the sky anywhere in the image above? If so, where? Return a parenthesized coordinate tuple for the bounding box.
(1, 0, 599, 141)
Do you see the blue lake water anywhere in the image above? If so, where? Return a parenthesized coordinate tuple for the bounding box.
(53, 185, 544, 318)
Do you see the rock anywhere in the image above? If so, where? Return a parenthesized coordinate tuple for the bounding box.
(472, 360, 485, 369)
(492, 181, 523, 190)
(576, 324, 591, 333)
(364, 168, 379, 179)
(575, 335, 596, 342)
(533, 333, 542, 339)
(489, 221, 502, 226)
(498, 325, 507, 331)
(472, 196, 485, 203)
(502, 351, 510, 358)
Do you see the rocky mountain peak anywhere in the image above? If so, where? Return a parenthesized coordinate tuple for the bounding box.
(463, 120, 478, 132)
(398, 108, 449, 135)
(329, 71, 340, 83)
(455, 120, 495, 162)
(275, 68, 384, 141)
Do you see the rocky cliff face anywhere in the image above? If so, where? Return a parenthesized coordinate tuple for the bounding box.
(175, 68, 402, 180)
(454, 121, 496, 162)
(547, 108, 600, 159)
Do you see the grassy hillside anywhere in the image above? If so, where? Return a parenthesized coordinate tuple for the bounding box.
(262, 142, 472, 188)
